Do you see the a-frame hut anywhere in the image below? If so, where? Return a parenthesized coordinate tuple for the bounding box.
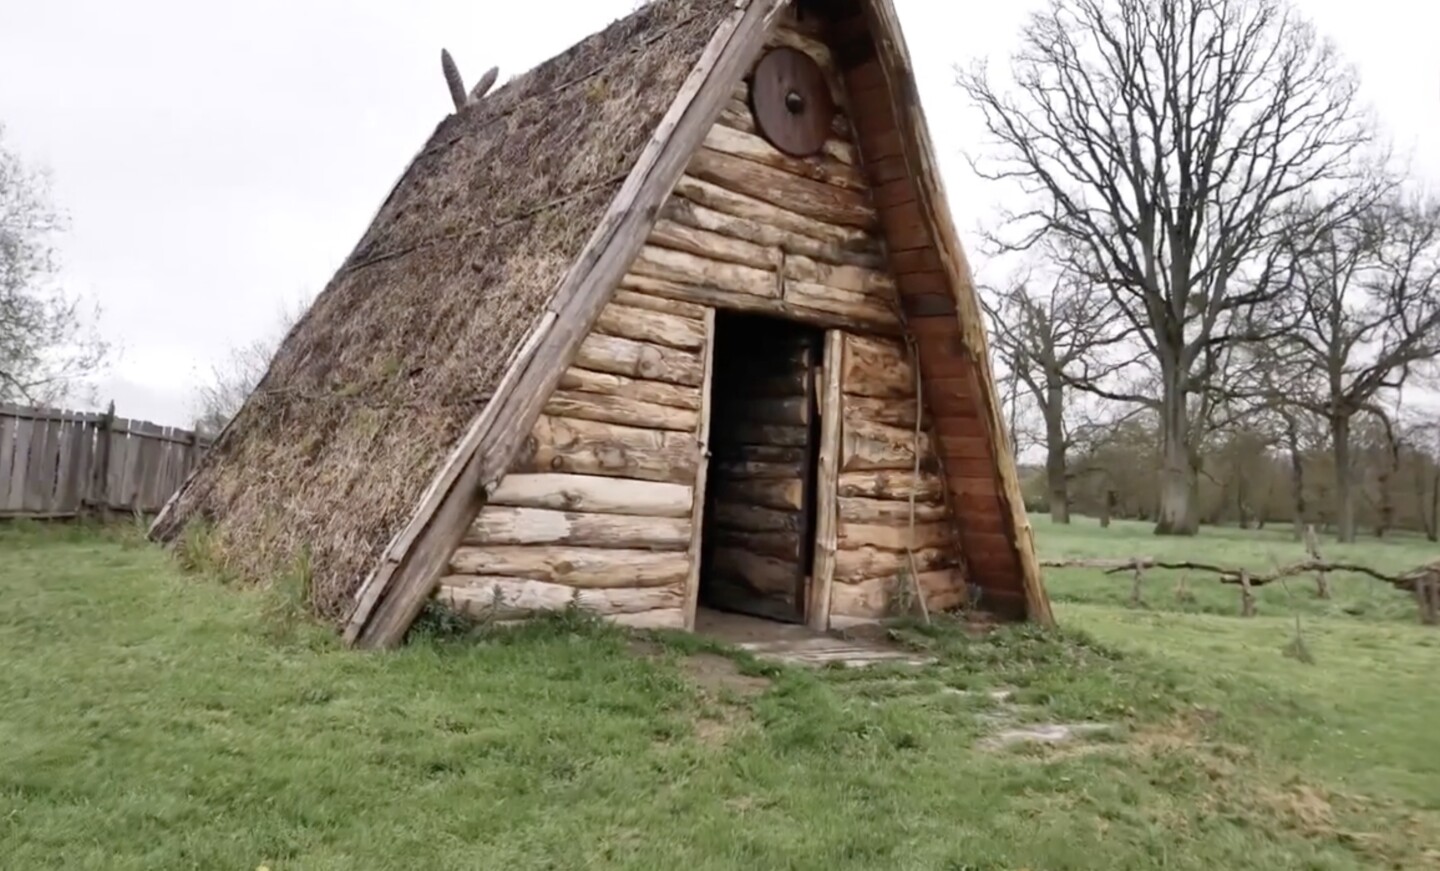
(152, 0, 1055, 648)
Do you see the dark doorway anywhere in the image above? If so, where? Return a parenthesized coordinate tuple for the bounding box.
(699, 311, 824, 624)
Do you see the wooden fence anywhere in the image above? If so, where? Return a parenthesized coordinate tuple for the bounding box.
(0, 403, 212, 519)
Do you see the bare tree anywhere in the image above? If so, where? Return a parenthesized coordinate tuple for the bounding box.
(1269, 194, 1440, 541)
(959, 0, 1372, 535)
(0, 125, 107, 403)
(982, 265, 1134, 523)
(191, 302, 301, 437)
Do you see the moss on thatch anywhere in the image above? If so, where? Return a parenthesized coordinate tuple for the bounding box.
(156, 0, 734, 621)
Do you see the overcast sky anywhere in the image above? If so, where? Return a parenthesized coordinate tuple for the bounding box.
(2, 0, 1437, 426)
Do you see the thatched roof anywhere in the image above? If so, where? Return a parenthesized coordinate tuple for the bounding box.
(154, 0, 734, 620)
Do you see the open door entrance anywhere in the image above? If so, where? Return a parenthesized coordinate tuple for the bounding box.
(699, 312, 824, 624)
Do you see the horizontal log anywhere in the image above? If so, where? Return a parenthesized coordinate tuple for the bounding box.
(711, 547, 801, 594)
(711, 443, 807, 465)
(829, 570, 965, 618)
(611, 608, 686, 629)
(784, 255, 896, 297)
(716, 101, 858, 165)
(841, 417, 936, 472)
(610, 288, 710, 320)
(736, 370, 811, 398)
(632, 245, 779, 299)
(574, 333, 704, 387)
(711, 527, 805, 561)
(711, 501, 802, 533)
(437, 576, 684, 619)
(734, 396, 809, 426)
(702, 124, 868, 192)
(649, 218, 780, 272)
(721, 421, 810, 447)
(521, 416, 698, 484)
(618, 274, 902, 336)
(466, 506, 691, 550)
(784, 281, 897, 329)
(834, 546, 953, 583)
(689, 149, 877, 230)
(712, 477, 804, 511)
(448, 546, 690, 588)
(713, 460, 806, 480)
(842, 334, 913, 398)
(842, 395, 923, 429)
(837, 520, 952, 552)
(594, 302, 706, 351)
(662, 189, 884, 268)
(489, 473, 693, 518)
(544, 391, 699, 433)
(839, 496, 948, 525)
(558, 367, 702, 411)
(836, 470, 946, 502)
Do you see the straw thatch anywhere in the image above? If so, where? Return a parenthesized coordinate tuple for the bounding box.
(154, 0, 734, 621)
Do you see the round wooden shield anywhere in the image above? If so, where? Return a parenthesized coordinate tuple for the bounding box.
(749, 47, 834, 158)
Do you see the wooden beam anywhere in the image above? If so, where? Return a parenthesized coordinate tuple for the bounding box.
(684, 308, 717, 631)
(807, 329, 844, 630)
(344, 0, 791, 648)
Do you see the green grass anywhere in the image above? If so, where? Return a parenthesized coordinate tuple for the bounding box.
(1, 520, 1437, 869)
(1038, 517, 1436, 623)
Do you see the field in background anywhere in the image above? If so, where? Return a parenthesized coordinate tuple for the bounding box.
(0, 519, 1436, 869)
(1039, 516, 1435, 623)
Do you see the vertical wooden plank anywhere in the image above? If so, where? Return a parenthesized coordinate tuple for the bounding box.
(807, 330, 844, 631)
(140, 422, 166, 512)
(6, 417, 34, 512)
(683, 307, 718, 631)
(107, 418, 134, 512)
(61, 415, 93, 515)
(48, 417, 73, 515)
(23, 412, 53, 513)
(0, 408, 17, 512)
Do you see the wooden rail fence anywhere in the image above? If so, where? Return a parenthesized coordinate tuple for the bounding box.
(0, 403, 212, 519)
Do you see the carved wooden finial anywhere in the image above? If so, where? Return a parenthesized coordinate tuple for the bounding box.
(468, 67, 499, 105)
(440, 48, 467, 112)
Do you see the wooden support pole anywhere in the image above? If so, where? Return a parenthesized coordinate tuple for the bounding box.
(1239, 570, 1256, 617)
(1129, 560, 1145, 607)
(1305, 524, 1331, 599)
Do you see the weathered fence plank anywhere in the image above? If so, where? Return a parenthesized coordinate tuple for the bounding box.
(0, 403, 212, 518)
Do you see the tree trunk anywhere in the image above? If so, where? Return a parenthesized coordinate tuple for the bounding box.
(1332, 414, 1356, 544)
(1044, 387, 1070, 524)
(1100, 488, 1115, 528)
(1428, 469, 1439, 542)
(1288, 438, 1306, 542)
(1154, 389, 1198, 535)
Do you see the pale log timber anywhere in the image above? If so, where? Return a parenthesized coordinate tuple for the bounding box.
(558, 367, 702, 411)
(836, 470, 945, 502)
(573, 333, 705, 387)
(521, 416, 699, 483)
(449, 546, 689, 588)
(439, 577, 684, 619)
(593, 303, 707, 351)
(833, 545, 952, 582)
(489, 473, 693, 518)
(543, 391, 700, 432)
(466, 506, 692, 550)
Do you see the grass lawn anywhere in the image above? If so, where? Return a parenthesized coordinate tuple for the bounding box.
(1, 520, 1437, 869)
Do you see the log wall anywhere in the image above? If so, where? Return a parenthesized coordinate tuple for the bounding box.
(829, 332, 966, 625)
(621, 13, 903, 338)
(436, 293, 711, 631)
